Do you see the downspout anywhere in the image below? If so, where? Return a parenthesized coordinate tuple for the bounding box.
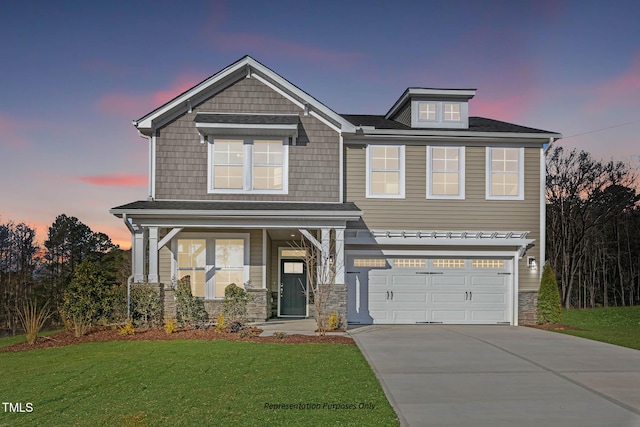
(134, 125, 153, 201)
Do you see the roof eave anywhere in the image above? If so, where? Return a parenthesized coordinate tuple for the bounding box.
(350, 128, 562, 140)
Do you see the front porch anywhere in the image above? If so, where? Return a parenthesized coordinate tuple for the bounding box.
(110, 200, 362, 323)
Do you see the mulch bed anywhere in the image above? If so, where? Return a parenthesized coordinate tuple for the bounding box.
(0, 326, 355, 353)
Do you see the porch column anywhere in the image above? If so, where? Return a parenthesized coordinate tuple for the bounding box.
(334, 227, 345, 284)
(148, 227, 159, 283)
(132, 227, 146, 282)
(320, 228, 331, 284)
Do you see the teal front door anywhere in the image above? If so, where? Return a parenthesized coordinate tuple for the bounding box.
(280, 259, 307, 316)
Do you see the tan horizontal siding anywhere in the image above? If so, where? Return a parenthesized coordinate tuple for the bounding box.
(155, 77, 340, 202)
(345, 144, 542, 291)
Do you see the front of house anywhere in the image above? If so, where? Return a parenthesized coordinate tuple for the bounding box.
(110, 56, 561, 325)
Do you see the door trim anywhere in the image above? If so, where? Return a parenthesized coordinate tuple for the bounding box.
(277, 247, 308, 317)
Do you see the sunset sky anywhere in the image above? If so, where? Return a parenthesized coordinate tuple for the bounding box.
(1, 0, 639, 249)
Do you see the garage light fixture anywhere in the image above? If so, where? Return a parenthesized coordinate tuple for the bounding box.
(527, 256, 537, 271)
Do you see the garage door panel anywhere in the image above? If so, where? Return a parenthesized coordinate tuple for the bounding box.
(391, 274, 427, 286)
(471, 291, 507, 304)
(471, 276, 508, 287)
(393, 292, 428, 304)
(432, 310, 467, 322)
(431, 292, 466, 303)
(471, 310, 508, 322)
(394, 310, 428, 323)
(432, 275, 467, 286)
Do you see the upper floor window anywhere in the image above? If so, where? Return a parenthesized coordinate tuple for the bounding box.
(418, 102, 437, 121)
(443, 103, 461, 121)
(486, 147, 524, 200)
(208, 137, 288, 194)
(366, 145, 405, 198)
(427, 146, 465, 199)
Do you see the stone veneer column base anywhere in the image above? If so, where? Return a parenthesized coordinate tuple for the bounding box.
(202, 288, 269, 323)
(518, 291, 538, 325)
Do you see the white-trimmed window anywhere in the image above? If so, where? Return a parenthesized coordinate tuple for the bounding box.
(366, 145, 405, 198)
(486, 147, 524, 200)
(177, 239, 207, 298)
(427, 146, 465, 199)
(174, 234, 249, 299)
(418, 102, 437, 122)
(443, 103, 461, 121)
(208, 137, 288, 194)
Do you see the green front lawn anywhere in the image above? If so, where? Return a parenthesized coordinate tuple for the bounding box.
(555, 306, 640, 350)
(0, 340, 398, 427)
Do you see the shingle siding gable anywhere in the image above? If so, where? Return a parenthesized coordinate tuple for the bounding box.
(154, 76, 340, 202)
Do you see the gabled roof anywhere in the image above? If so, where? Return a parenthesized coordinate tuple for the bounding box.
(133, 55, 356, 135)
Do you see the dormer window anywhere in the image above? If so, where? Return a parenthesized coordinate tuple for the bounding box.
(418, 102, 437, 121)
(443, 103, 461, 122)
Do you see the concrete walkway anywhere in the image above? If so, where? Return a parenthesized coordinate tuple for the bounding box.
(351, 325, 640, 427)
(254, 318, 318, 336)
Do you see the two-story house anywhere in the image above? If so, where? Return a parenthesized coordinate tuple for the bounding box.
(110, 56, 561, 325)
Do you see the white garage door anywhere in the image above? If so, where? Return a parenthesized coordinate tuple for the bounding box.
(347, 258, 513, 325)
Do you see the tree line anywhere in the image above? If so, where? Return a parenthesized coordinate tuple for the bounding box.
(0, 214, 130, 335)
(546, 145, 640, 308)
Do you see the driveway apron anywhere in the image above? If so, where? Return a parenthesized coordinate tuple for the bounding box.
(351, 325, 640, 427)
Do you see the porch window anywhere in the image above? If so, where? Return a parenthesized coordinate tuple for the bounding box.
(486, 147, 524, 200)
(214, 239, 245, 298)
(177, 239, 207, 297)
(427, 146, 465, 199)
(208, 137, 288, 194)
(366, 145, 405, 198)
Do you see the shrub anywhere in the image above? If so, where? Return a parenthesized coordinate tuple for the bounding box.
(175, 277, 208, 326)
(222, 283, 252, 322)
(238, 329, 255, 339)
(130, 285, 162, 328)
(215, 313, 227, 333)
(15, 298, 52, 345)
(228, 321, 244, 333)
(164, 318, 178, 334)
(328, 311, 340, 330)
(538, 264, 562, 324)
(272, 331, 288, 340)
(62, 261, 108, 337)
(119, 320, 135, 335)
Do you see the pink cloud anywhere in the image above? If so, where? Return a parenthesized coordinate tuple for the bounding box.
(97, 74, 203, 118)
(0, 115, 30, 150)
(472, 91, 539, 123)
(72, 174, 147, 187)
(210, 32, 367, 71)
(590, 55, 640, 112)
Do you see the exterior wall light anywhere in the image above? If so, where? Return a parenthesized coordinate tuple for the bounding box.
(527, 256, 537, 271)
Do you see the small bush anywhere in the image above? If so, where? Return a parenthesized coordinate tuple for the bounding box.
(175, 277, 208, 326)
(164, 318, 178, 334)
(15, 299, 52, 345)
(119, 320, 135, 335)
(228, 321, 244, 333)
(215, 313, 227, 333)
(130, 285, 162, 328)
(238, 329, 255, 339)
(222, 283, 253, 322)
(272, 331, 288, 340)
(538, 264, 562, 324)
(328, 311, 340, 330)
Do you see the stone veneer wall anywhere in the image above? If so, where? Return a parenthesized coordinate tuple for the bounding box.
(202, 288, 269, 323)
(308, 283, 347, 329)
(518, 291, 538, 325)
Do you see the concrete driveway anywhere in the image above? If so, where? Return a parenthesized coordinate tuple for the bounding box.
(351, 325, 640, 427)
